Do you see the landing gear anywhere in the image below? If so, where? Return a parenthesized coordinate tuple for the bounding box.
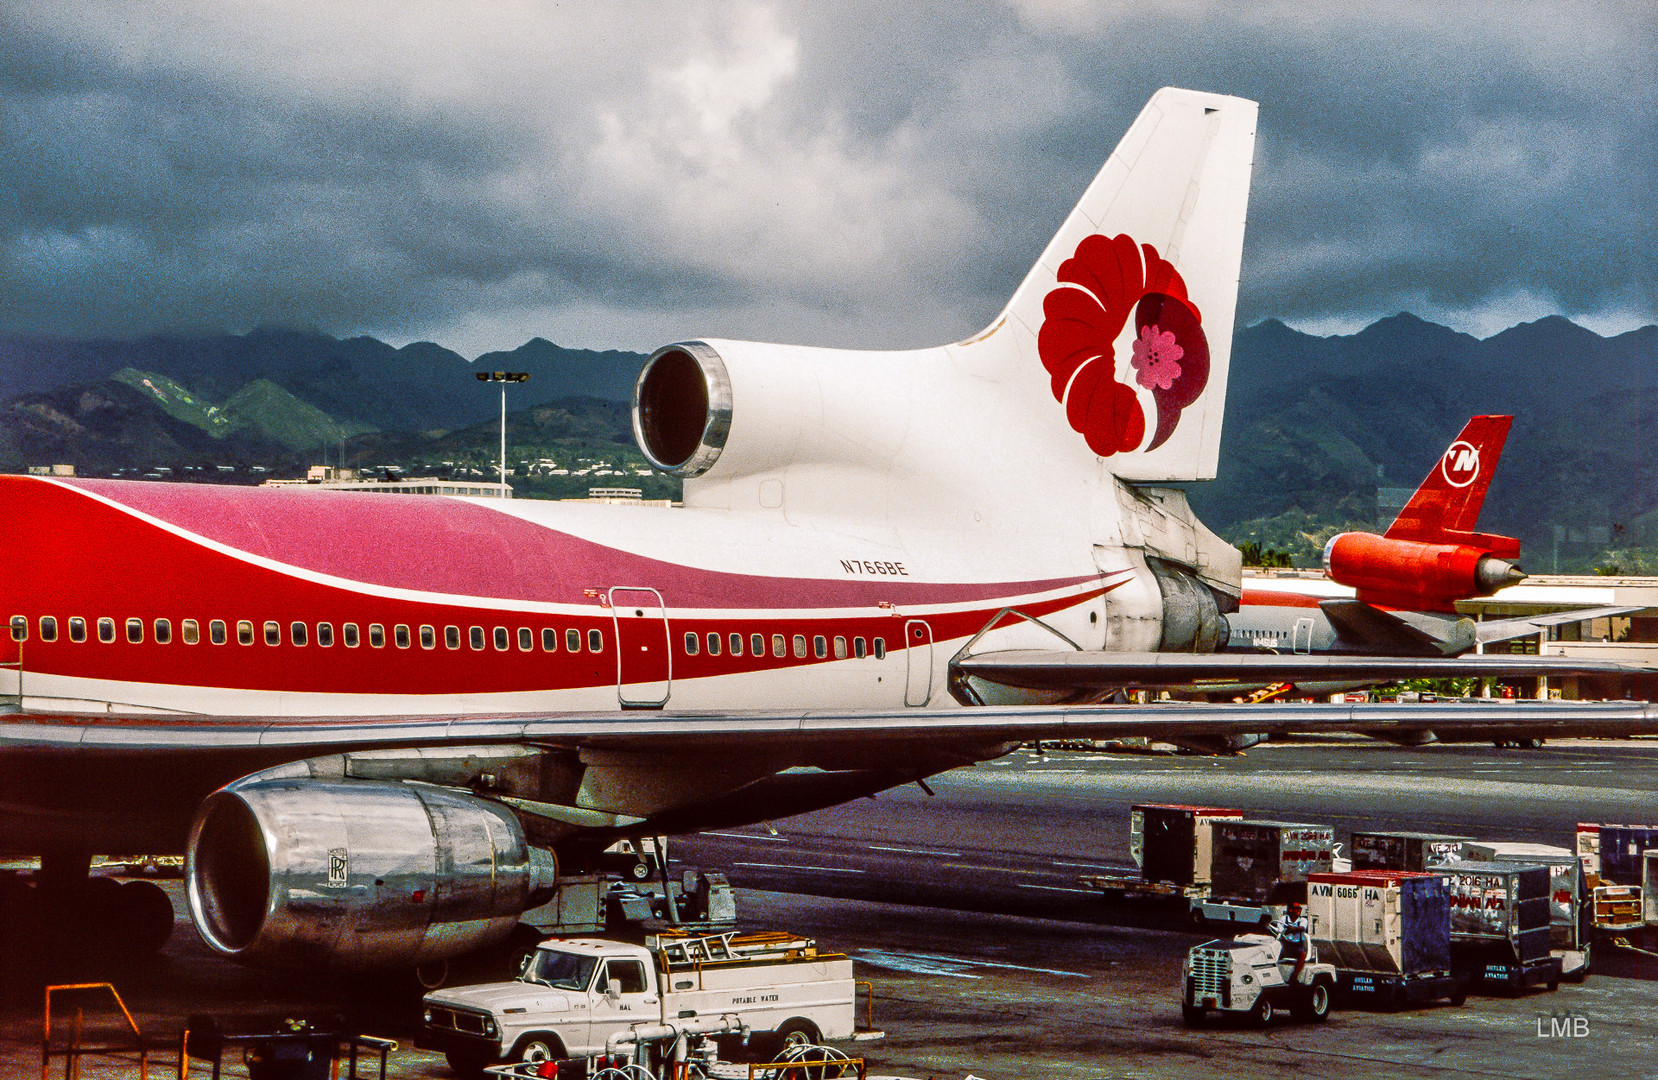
(5, 852, 176, 962)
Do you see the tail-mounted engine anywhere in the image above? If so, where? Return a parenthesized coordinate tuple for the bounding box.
(187, 778, 557, 971)
(633, 342, 733, 478)
(1148, 557, 1232, 653)
(1323, 531, 1524, 612)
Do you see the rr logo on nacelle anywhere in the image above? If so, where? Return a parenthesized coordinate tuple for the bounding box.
(1441, 441, 1480, 488)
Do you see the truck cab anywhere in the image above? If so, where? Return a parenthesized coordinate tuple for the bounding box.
(1182, 934, 1336, 1027)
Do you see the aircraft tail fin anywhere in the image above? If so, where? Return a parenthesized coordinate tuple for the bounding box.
(971, 87, 1257, 484)
(1384, 415, 1516, 551)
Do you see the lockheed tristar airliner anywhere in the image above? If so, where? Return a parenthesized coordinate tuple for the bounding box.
(2, 88, 1653, 983)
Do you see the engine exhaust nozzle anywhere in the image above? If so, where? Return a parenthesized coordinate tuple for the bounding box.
(1474, 556, 1525, 595)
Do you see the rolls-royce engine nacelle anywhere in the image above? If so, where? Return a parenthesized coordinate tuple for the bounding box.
(187, 778, 557, 971)
(1323, 531, 1524, 612)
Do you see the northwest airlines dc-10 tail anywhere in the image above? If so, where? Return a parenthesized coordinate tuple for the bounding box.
(1384, 415, 1514, 546)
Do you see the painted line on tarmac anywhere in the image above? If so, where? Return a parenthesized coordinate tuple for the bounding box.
(1016, 883, 1096, 895)
(704, 831, 789, 841)
(733, 861, 865, 874)
(1052, 860, 1117, 869)
(897, 950, 1091, 978)
(868, 844, 962, 857)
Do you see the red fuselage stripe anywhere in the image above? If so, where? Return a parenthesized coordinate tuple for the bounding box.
(2, 477, 1113, 695)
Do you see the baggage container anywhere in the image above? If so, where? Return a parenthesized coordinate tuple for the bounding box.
(1459, 843, 1587, 952)
(1444, 860, 1560, 994)
(1598, 825, 1658, 886)
(1575, 823, 1601, 877)
(1211, 821, 1335, 902)
(1646, 852, 1658, 925)
(1306, 870, 1450, 975)
(1135, 805, 1241, 886)
(1350, 831, 1471, 872)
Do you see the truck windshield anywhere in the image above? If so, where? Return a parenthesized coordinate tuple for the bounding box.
(521, 950, 598, 991)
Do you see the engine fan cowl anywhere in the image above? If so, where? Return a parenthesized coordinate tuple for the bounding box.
(633, 342, 732, 477)
(186, 778, 557, 971)
(1323, 532, 1525, 611)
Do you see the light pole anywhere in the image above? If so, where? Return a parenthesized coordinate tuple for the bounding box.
(476, 371, 530, 496)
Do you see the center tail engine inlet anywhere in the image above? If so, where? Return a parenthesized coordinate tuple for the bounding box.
(187, 777, 558, 971)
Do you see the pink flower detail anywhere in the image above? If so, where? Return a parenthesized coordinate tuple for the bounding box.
(1130, 325, 1183, 390)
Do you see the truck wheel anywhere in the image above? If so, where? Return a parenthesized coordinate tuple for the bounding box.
(629, 859, 653, 881)
(1181, 1003, 1206, 1028)
(1448, 979, 1468, 1007)
(514, 1034, 566, 1064)
(1297, 982, 1332, 1023)
(775, 1019, 821, 1049)
(444, 1050, 488, 1078)
(1250, 996, 1275, 1028)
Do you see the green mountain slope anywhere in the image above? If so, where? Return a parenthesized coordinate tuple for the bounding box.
(221, 379, 376, 452)
(110, 368, 233, 437)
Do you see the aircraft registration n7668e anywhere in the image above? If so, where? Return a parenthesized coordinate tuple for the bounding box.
(2, 88, 1653, 980)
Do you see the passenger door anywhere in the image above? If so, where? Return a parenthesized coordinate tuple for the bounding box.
(903, 619, 934, 706)
(609, 588, 670, 708)
(1291, 617, 1315, 655)
(587, 957, 656, 1050)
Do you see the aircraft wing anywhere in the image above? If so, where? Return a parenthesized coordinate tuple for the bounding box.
(949, 649, 1655, 697)
(4, 697, 1658, 760)
(1473, 605, 1647, 644)
(5, 699, 1657, 900)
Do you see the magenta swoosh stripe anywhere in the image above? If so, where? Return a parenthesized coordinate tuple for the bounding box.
(61, 479, 1100, 609)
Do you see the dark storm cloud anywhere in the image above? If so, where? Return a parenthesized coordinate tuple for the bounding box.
(0, 2, 1652, 354)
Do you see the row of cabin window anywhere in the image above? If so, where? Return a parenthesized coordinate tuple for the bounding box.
(683, 631, 885, 661)
(9, 615, 605, 654)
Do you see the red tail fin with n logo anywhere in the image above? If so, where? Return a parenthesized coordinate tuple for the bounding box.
(1384, 415, 1519, 556)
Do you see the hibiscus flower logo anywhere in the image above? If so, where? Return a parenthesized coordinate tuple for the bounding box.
(1036, 233, 1210, 455)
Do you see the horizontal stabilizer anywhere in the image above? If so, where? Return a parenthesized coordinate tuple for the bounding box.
(1474, 605, 1647, 644)
(1318, 599, 1459, 656)
(951, 649, 1654, 694)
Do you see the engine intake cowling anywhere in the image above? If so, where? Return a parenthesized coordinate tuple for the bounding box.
(633, 342, 733, 477)
(1323, 532, 1524, 612)
(187, 778, 557, 971)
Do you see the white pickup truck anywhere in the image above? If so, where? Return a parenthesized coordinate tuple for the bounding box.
(421, 930, 855, 1074)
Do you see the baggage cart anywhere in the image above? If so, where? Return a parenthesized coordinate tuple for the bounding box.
(1460, 842, 1591, 979)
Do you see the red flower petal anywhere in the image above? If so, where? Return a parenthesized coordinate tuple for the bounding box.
(1140, 243, 1189, 303)
(1038, 287, 1116, 400)
(1057, 234, 1143, 337)
(1066, 361, 1145, 456)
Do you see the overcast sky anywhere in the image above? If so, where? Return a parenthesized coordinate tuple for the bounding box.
(2, 1, 1653, 357)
